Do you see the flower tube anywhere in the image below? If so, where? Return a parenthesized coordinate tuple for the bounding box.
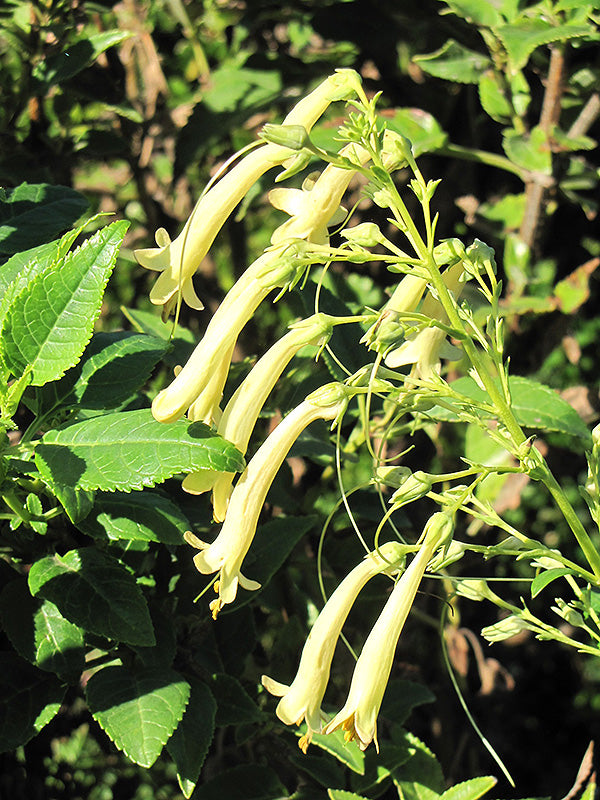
(134, 70, 360, 316)
(324, 512, 454, 751)
(189, 383, 349, 618)
(262, 541, 406, 753)
(182, 314, 334, 519)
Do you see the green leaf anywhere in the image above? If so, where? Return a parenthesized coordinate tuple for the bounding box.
(391, 731, 444, 799)
(0, 183, 88, 255)
(531, 567, 573, 598)
(34, 408, 245, 492)
(189, 764, 286, 800)
(387, 108, 447, 155)
(210, 673, 263, 726)
(289, 750, 345, 789)
(52, 484, 95, 524)
(122, 306, 196, 367)
(86, 664, 190, 768)
(309, 728, 365, 774)
(2, 220, 129, 385)
(503, 126, 552, 175)
(328, 791, 370, 800)
(429, 375, 592, 443)
(352, 741, 413, 796)
(414, 40, 491, 84)
(440, 776, 497, 800)
(77, 490, 189, 544)
(28, 548, 155, 646)
(380, 679, 436, 727)
(440, 0, 503, 26)
(478, 72, 513, 123)
(167, 679, 217, 798)
(496, 21, 592, 71)
(0, 579, 85, 681)
(0, 652, 66, 752)
(72, 332, 170, 408)
(33, 30, 132, 86)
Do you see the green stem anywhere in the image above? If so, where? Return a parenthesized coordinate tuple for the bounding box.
(437, 143, 529, 181)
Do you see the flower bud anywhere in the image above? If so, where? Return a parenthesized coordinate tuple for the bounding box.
(340, 222, 384, 248)
(260, 124, 310, 151)
(552, 598, 585, 628)
(454, 578, 498, 603)
(389, 470, 433, 509)
(481, 615, 532, 643)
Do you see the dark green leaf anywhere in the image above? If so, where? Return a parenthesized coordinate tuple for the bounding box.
(478, 72, 513, 123)
(414, 40, 491, 84)
(503, 126, 552, 175)
(440, 776, 497, 800)
(86, 664, 190, 768)
(52, 484, 95, 524)
(328, 791, 370, 800)
(210, 673, 263, 726)
(77, 490, 189, 544)
(121, 306, 196, 367)
(387, 108, 447, 155)
(0, 652, 66, 752)
(2, 221, 129, 384)
(167, 679, 217, 798)
(0, 183, 88, 255)
(380, 679, 436, 726)
(33, 30, 131, 86)
(0, 579, 85, 681)
(391, 730, 445, 798)
(531, 568, 573, 598)
(441, 0, 503, 26)
(496, 21, 592, 71)
(34, 408, 245, 492)
(189, 764, 286, 800)
(28, 548, 155, 646)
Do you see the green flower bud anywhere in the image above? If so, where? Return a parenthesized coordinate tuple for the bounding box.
(341, 222, 384, 248)
(389, 471, 434, 509)
(433, 238, 466, 267)
(260, 124, 310, 151)
(552, 598, 585, 628)
(481, 615, 532, 643)
(454, 578, 498, 603)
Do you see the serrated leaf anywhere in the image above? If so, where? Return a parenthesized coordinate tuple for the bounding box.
(77, 490, 189, 544)
(428, 375, 591, 443)
(0, 652, 66, 752)
(34, 408, 245, 491)
(441, 0, 503, 26)
(531, 567, 573, 598)
(167, 679, 217, 798)
(33, 30, 131, 86)
(387, 108, 447, 155)
(503, 126, 552, 175)
(391, 730, 444, 799)
(52, 484, 95, 524)
(73, 332, 170, 408)
(210, 673, 263, 726)
(189, 764, 286, 800)
(496, 21, 592, 71)
(440, 776, 497, 800)
(328, 791, 370, 800)
(0, 579, 85, 681)
(414, 40, 491, 84)
(86, 664, 190, 768)
(2, 221, 129, 385)
(478, 72, 513, 123)
(308, 728, 365, 774)
(28, 548, 155, 646)
(0, 183, 88, 255)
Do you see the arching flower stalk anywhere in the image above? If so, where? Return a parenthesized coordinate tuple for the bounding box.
(187, 383, 349, 619)
(183, 314, 335, 520)
(134, 70, 361, 317)
(324, 512, 454, 751)
(262, 541, 407, 753)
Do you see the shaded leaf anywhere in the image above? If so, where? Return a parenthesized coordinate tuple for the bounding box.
(0, 183, 88, 255)
(28, 548, 155, 646)
(414, 40, 491, 84)
(33, 30, 131, 86)
(189, 764, 286, 800)
(34, 408, 245, 492)
(0, 652, 66, 752)
(167, 679, 217, 798)
(0, 579, 85, 681)
(77, 490, 189, 544)
(503, 126, 552, 175)
(387, 108, 448, 155)
(210, 673, 263, 726)
(380, 679, 436, 727)
(86, 664, 190, 768)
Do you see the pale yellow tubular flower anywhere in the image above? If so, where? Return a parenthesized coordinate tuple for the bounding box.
(324, 512, 454, 751)
(134, 71, 360, 314)
(183, 314, 333, 518)
(269, 144, 370, 247)
(384, 261, 465, 378)
(262, 541, 406, 753)
(189, 383, 349, 618)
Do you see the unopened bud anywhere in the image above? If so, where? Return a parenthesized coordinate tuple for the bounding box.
(464, 239, 497, 277)
(341, 222, 384, 248)
(381, 130, 414, 170)
(481, 615, 532, 643)
(552, 598, 585, 627)
(260, 124, 310, 151)
(433, 238, 466, 267)
(389, 470, 434, 508)
(454, 578, 498, 603)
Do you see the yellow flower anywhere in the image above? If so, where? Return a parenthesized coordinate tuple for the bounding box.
(134, 71, 360, 316)
(268, 144, 370, 248)
(262, 541, 406, 753)
(324, 513, 453, 751)
(189, 383, 349, 618)
(183, 314, 334, 520)
(384, 262, 464, 379)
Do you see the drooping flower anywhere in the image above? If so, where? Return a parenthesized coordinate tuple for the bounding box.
(134, 71, 361, 317)
(188, 383, 349, 618)
(324, 512, 454, 751)
(262, 541, 406, 753)
(183, 314, 334, 520)
(384, 262, 465, 379)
